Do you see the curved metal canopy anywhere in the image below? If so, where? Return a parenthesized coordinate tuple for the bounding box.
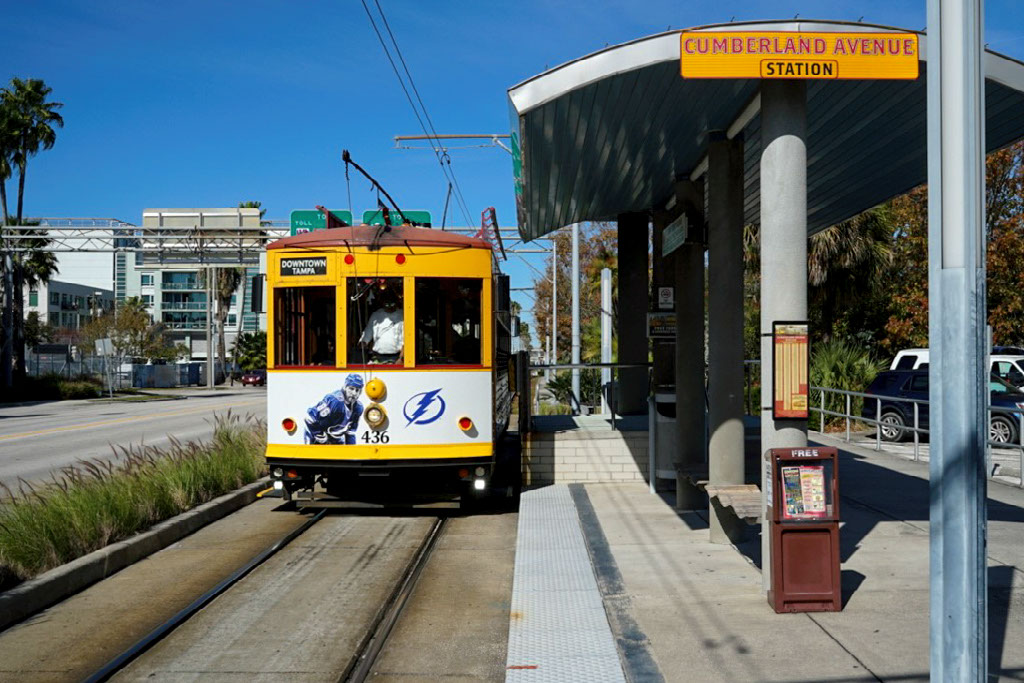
(507, 20, 1024, 241)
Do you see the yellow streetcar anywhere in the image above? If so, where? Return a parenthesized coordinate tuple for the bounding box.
(262, 223, 518, 506)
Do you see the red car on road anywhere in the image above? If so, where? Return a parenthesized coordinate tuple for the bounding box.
(241, 369, 266, 387)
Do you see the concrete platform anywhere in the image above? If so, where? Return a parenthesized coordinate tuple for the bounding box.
(507, 434, 1024, 682)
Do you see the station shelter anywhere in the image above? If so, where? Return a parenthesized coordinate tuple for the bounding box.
(507, 19, 1024, 573)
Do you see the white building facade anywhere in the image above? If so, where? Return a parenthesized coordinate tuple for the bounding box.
(25, 280, 114, 329)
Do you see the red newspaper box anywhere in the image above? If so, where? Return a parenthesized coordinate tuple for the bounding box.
(767, 446, 841, 613)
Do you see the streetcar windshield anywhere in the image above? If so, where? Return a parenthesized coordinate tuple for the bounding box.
(347, 277, 404, 365)
(415, 278, 482, 365)
(274, 286, 335, 366)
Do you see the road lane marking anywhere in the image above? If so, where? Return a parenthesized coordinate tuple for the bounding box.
(0, 400, 265, 441)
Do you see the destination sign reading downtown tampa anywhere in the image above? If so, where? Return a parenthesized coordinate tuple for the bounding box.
(680, 32, 919, 79)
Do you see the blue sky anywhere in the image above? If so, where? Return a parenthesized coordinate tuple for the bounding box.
(5, 0, 1024, 324)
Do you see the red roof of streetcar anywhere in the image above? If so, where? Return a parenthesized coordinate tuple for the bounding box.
(267, 225, 492, 251)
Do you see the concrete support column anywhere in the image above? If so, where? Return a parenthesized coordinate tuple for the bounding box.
(759, 80, 808, 587)
(707, 132, 747, 543)
(674, 180, 706, 510)
(617, 212, 649, 415)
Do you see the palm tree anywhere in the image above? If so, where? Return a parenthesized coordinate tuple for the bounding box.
(233, 331, 267, 371)
(1, 78, 63, 382)
(807, 207, 895, 342)
(199, 267, 245, 379)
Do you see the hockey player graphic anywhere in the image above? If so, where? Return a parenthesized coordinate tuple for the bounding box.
(304, 374, 365, 445)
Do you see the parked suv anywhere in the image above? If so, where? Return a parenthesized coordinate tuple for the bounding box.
(890, 349, 1024, 388)
(862, 370, 1024, 444)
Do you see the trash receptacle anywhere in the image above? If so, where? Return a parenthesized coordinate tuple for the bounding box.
(653, 390, 678, 488)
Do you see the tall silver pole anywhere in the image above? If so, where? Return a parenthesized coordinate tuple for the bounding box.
(571, 223, 581, 412)
(601, 267, 612, 415)
(927, 1, 987, 679)
(2, 252, 12, 389)
(552, 238, 558, 368)
(206, 266, 215, 389)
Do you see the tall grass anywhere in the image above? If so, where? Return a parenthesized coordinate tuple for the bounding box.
(810, 340, 885, 429)
(0, 413, 266, 590)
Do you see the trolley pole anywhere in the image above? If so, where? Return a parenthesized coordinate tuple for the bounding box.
(571, 223, 581, 413)
(927, 0, 988, 679)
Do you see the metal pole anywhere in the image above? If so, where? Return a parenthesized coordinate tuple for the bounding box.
(845, 394, 851, 442)
(876, 398, 882, 451)
(915, 402, 921, 462)
(2, 251, 12, 389)
(648, 394, 655, 494)
(571, 223, 581, 413)
(927, 1, 988, 678)
(551, 238, 558, 368)
(206, 266, 215, 389)
(601, 268, 612, 415)
(820, 389, 825, 433)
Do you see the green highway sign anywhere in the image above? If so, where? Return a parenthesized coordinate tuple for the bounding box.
(289, 209, 354, 236)
(362, 209, 432, 227)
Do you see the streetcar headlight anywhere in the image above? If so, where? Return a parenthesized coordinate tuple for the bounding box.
(273, 480, 283, 490)
(475, 467, 485, 477)
(365, 403, 387, 428)
(366, 378, 386, 400)
(474, 479, 486, 491)
(272, 467, 284, 478)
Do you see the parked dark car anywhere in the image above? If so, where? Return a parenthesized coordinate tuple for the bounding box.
(241, 369, 267, 387)
(862, 370, 1024, 444)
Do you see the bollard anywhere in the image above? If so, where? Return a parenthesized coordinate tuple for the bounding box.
(845, 394, 851, 442)
(875, 398, 881, 451)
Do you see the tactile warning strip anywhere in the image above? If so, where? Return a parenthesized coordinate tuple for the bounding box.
(505, 485, 626, 682)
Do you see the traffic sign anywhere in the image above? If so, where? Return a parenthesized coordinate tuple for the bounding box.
(362, 209, 432, 227)
(289, 209, 354, 236)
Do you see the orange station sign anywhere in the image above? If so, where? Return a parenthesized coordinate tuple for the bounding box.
(680, 31, 919, 80)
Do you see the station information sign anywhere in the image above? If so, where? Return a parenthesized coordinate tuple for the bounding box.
(680, 31, 919, 80)
(773, 321, 809, 419)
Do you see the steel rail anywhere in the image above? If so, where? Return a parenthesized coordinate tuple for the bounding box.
(342, 516, 448, 683)
(83, 508, 327, 683)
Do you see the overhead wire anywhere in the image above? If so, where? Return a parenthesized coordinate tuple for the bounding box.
(360, 0, 476, 228)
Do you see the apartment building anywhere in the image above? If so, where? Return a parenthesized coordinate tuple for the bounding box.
(25, 280, 114, 329)
(122, 208, 267, 361)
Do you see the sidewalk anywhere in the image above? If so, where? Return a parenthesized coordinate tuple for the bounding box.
(507, 432, 1024, 681)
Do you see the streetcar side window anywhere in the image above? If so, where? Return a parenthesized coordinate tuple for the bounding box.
(273, 286, 335, 366)
(347, 277, 404, 365)
(415, 278, 482, 366)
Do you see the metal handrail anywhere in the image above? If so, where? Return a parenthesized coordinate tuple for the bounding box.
(809, 384, 1024, 487)
(527, 361, 652, 430)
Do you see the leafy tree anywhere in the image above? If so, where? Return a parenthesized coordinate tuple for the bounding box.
(233, 331, 267, 371)
(24, 311, 54, 349)
(81, 298, 185, 364)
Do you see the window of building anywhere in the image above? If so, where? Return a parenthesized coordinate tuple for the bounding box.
(141, 273, 154, 286)
(29, 291, 38, 307)
(414, 278, 482, 365)
(142, 294, 154, 307)
(274, 286, 335, 366)
(50, 292, 59, 305)
(346, 277, 403, 365)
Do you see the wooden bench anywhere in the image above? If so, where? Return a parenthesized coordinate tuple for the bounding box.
(703, 484, 763, 525)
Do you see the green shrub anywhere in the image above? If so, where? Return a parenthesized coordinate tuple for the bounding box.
(0, 414, 266, 589)
(3, 374, 103, 402)
(809, 340, 885, 429)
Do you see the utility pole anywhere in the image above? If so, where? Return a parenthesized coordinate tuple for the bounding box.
(206, 266, 215, 389)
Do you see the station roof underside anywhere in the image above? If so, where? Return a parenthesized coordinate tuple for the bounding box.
(507, 20, 1024, 241)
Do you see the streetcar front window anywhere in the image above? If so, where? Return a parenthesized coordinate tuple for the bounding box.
(274, 286, 335, 366)
(415, 278, 481, 365)
(347, 277, 404, 365)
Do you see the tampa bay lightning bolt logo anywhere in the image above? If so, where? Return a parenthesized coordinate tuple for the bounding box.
(403, 389, 446, 426)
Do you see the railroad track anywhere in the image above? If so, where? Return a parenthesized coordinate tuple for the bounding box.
(84, 508, 449, 682)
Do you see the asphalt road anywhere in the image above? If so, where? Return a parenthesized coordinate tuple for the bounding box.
(0, 387, 266, 486)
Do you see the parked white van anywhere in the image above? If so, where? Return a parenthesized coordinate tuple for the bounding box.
(890, 348, 1024, 387)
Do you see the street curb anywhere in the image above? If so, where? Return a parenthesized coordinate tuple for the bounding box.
(0, 478, 268, 632)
